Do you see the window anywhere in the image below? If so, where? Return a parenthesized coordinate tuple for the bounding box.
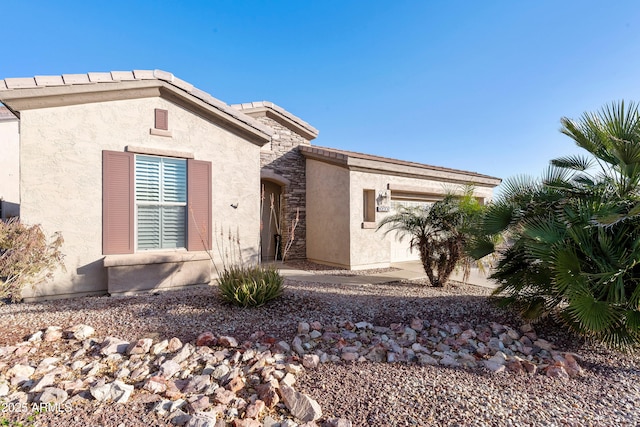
(102, 150, 211, 255)
(363, 189, 376, 222)
(135, 155, 186, 250)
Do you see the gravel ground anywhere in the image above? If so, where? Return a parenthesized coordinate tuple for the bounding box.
(1, 276, 639, 426)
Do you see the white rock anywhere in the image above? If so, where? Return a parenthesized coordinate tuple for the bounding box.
(38, 387, 68, 404)
(70, 324, 95, 340)
(101, 337, 130, 355)
(302, 354, 320, 369)
(30, 373, 56, 393)
(279, 384, 323, 422)
(90, 380, 134, 403)
(7, 364, 35, 379)
(28, 331, 43, 342)
(159, 360, 182, 379)
(297, 322, 310, 335)
(151, 339, 169, 355)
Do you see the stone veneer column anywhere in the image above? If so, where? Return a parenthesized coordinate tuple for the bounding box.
(257, 116, 309, 260)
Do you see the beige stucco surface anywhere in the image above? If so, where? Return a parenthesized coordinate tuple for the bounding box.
(0, 114, 20, 218)
(306, 159, 497, 270)
(305, 159, 351, 267)
(17, 97, 262, 299)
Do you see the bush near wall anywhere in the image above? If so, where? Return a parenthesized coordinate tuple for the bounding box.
(0, 218, 64, 302)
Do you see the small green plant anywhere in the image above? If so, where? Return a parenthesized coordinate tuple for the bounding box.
(0, 218, 64, 302)
(217, 264, 284, 307)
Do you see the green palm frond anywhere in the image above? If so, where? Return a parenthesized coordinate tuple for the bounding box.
(566, 293, 618, 333)
(551, 154, 595, 171)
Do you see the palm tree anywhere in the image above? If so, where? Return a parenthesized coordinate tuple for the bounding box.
(479, 101, 640, 348)
(377, 190, 484, 287)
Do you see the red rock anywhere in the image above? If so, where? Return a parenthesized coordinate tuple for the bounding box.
(244, 399, 265, 418)
(196, 332, 217, 347)
(164, 380, 184, 399)
(545, 365, 569, 380)
(227, 376, 245, 392)
(506, 360, 524, 374)
(256, 382, 279, 408)
(310, 321, 323, 331)
(262, 335, 277, 345)
(43, 326, 63, 342)
(189, 395, 210, 412)
(167, 337, 183, 352)
(219, 336, 239, 348)
(410, 318, 424, 331)
(521, 359, 538, 375)
(213, 387, 236, 405)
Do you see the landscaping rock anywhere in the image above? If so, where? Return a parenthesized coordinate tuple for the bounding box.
(279, 384, 323, 422)
(68, 324, 95, 340)
(43, 326, 63, 342)
(90, 380, 134, 403)
(218, 336, 238, 348)
(101, 337, 130, 355)
(197, 332, 217, 347)
(38, 387, 68, 404)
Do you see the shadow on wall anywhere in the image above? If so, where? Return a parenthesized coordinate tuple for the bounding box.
(0, 200, 19, 219)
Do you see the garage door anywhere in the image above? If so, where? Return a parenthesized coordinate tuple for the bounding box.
(389, 192, 441, 262)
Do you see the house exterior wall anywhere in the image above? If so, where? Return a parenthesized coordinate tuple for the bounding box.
(18, 96, 261, 299)
(0, 113, 20, 218)
(349, 170, 495, 268)
(305, 159, 351, 267)
(257, 116, 310, 260)
(305, 154, 497, 269)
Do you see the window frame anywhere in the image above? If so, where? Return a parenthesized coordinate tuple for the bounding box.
(102, 150, 212, 256)
(134, 154, 188, 251)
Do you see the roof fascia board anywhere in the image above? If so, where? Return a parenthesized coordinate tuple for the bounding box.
(346, 157, 501, 187)
(157, 85, 270, 146)
(0, 80, 271, 146)
(0, 80, 163, 111)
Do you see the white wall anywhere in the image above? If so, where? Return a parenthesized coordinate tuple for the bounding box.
(0, 114, 20, 218)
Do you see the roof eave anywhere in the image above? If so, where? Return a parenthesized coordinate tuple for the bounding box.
(232, 101, 319, 141)
(0, 74, 273, 146)
(300, 145, 502, 187)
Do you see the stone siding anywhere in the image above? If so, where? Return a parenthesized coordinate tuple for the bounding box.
(258, 116, 311, 260)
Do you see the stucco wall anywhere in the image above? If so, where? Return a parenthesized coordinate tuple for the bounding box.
(305, 159, 351, 267)
(258, 116, 310, 260)
(18, 97, 261, 299)
(0, 115, 20, 218)
(349, 170, 495, 268)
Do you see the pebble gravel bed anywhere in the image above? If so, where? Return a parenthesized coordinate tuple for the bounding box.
(0, 277, 639, 426)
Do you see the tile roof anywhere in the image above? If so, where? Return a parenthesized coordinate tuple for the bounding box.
(231, 101, 319, 140)
(299, 145, 501, 183)
(0, 105, 17, 120)
(0, 70, 274, 138)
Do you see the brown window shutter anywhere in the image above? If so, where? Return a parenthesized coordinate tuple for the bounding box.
(187, 159, 212, 251)
(155, 109, 168, 130)
(103, 150, 135, 254)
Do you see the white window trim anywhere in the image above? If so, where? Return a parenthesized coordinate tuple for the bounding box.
(134, 154, 187, 252)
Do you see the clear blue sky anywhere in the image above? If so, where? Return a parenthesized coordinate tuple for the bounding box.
(3, 1, 640, 187)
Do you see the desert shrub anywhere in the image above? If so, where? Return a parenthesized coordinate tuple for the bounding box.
(377, 189, 486, 287)
(0, 218, 64, 302)
(217, 264, 284, 307)
(477, 101, 640, 348)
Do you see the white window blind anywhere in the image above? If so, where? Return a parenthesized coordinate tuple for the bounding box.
(135, 155, 187, 250)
